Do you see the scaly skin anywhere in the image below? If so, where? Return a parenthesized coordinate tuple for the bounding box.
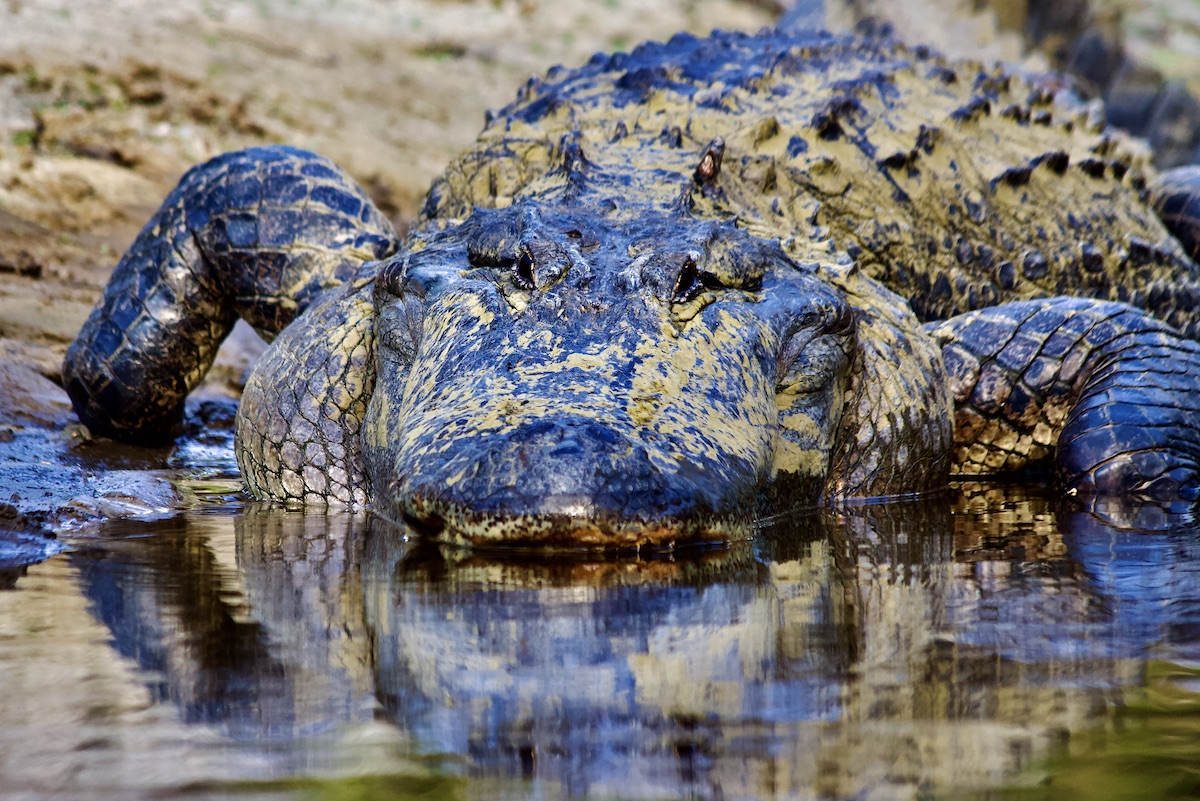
(64, 30, 1200, 547)
(929, 299, 1200, 497)
(63, 147, 398, 442)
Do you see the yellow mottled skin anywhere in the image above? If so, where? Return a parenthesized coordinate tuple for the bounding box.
(216, 31, 1200, 545)
(237, 274, 379, 507)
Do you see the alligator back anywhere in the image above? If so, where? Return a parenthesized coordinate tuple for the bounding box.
(426, 29, 1199, 334)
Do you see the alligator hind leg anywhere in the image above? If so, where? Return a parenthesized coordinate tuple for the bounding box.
(927, 298, 1200, 500)
(63, 145, 398, 442)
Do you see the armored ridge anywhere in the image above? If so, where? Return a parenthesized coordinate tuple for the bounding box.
(432, 29, 1198, 331)
(63, 29, 1200, 548)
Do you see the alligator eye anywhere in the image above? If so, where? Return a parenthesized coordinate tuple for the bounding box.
(377, 258, 407, 298)
(514, 247, 536, 290)
(672, 256, 701, 303)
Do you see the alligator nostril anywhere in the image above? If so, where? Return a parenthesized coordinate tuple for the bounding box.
(581, 421, 621, 447)
(549, 435, 584, 458)
(521, 419, 562, 440)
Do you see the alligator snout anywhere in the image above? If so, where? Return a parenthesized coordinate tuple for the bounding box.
(361, 275, 784, 548)
(394, 417, 746, 547)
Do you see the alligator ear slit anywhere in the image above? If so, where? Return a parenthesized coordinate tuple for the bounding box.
(693, 137, 725, 186)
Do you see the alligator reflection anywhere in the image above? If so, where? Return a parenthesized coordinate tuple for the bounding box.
(70, 491, 1200, 798)
(72, 511, 374, 740)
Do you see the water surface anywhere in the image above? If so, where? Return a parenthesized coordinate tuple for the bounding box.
(1, 488, 1198, 800)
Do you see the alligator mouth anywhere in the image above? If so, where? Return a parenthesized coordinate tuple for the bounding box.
(369, 408, 768, 550)
(395, 489, 754, 552)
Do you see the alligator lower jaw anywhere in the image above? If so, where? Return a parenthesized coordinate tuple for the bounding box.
(385, 497, 755, 553)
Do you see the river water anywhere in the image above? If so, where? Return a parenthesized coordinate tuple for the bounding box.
(1, 482, 1198, 800)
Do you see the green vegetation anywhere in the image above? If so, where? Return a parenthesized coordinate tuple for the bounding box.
(173, 772, 470, 800)
(412, 41, 467, 61)
(972, 662, 1200, 801)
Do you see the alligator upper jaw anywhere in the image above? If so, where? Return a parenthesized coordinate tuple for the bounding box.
(389, 489, 757, 552)
(370, 412, 768, 551)
(362, 293, 786, 548)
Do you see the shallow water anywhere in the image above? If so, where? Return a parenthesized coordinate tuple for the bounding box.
(1, 487, 1199, 800)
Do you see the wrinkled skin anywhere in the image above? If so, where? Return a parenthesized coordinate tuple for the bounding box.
(63, 30, 1200, 548)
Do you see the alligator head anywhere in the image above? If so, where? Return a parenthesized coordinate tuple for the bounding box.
(362, 199, 856, 548)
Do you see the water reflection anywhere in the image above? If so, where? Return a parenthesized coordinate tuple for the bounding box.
(72, 511, 373, 740)
(22, 490, 1200, 798)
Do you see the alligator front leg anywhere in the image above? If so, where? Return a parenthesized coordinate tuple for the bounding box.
(63, 146, 398, 442)
(928, 298, 1200, 499)
(233, 272, 381, 506)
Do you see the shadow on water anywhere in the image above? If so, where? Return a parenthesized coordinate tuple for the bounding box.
(2, 488, 1199, 799)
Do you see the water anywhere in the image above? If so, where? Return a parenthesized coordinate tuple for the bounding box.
(1, 488, 1199, 800)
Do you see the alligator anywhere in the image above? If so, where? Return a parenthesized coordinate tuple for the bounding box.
(62, 28, 1200, 548)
